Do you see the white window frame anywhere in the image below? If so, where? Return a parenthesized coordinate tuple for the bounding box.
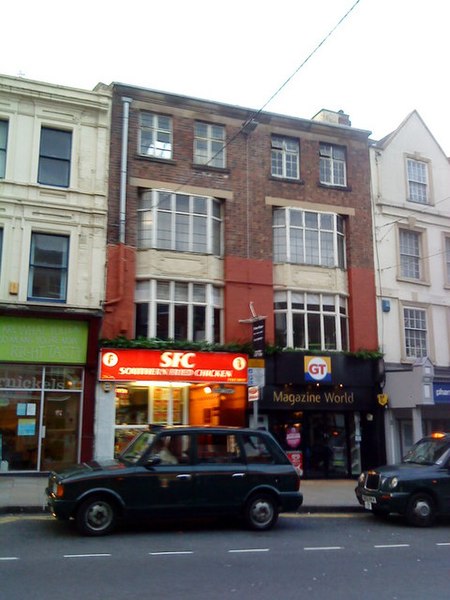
(135, 280, 223, 343)
(319, 143, 347, 187)
(38, 127, 72, 188)
(403, 306, 427, 359)
(273, 208, 345, 268)
(271, 135, 299, 179)
(137, 189, 222, 255)
(398, 228, 427, 282)
(28, 232, 69, 302)
(0, 227, 3, 274)
(0, 119, 8, 179)
(445, 235, 450, 286)
(274, 291, 348, 351)
(194, 122, 226, 168)
(139, 112, 172, 159)
(407, 158, 429, 204)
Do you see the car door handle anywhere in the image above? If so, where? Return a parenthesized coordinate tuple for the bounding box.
(176, 474, 192, 480)
(232, 473, 245, 478)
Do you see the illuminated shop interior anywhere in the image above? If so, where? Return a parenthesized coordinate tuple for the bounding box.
(114, 381, 246, 453)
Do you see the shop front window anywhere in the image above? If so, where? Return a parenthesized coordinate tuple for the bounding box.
(0, 364, 83, 472)
(113, 382, 247, 455)
(114, 384, 189, 455)
(0, 391, 41, 471)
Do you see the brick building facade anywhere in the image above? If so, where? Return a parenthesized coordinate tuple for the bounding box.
(101, 86, 377, 349)
(95, 84, 385, 475)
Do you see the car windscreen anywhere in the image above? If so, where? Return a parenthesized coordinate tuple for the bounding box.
(120, 431, 155, 463)
(402, 438, 450, 465)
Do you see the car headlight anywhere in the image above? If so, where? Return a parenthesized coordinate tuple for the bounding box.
(389, 476, 399, 490)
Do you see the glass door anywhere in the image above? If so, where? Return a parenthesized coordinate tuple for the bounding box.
(306, 412, 349, 478)
(40, 392, 80, 471)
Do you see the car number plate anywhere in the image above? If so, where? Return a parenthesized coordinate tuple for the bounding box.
(362, 494, 376, 509)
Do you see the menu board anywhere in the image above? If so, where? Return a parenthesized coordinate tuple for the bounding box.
(153, 387, 182, 424)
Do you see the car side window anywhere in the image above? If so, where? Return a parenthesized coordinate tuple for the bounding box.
(196, 433, 243, 464)
(242, 434, 276, 464)
(150, 434, 191, 465)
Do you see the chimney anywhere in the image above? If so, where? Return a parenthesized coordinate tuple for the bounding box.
(312, 109, 351, 127)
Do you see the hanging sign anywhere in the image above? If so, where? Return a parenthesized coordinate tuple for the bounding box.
(248, 386, 259, 402)
(252, 320, 265, 358)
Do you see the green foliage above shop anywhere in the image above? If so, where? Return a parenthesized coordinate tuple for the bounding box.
(99, 336, 383, 360)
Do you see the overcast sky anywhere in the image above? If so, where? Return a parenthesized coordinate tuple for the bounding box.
(2, 0, 449, 154)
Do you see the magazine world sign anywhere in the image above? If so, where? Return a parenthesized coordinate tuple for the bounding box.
(99, 349, 248, 384)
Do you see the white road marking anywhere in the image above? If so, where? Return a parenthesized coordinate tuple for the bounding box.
(0, 557, 19, 561)
(436, 543, 450, 546)
(374, 544, 410, 549)
(304, 546, 343, 551)
(149, 551, 194, 556)
(64, 553, 111, 558)
(228, 548, 269, 553)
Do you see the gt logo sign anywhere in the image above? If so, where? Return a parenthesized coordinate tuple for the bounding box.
(304, 356, 331, 383)
(159, 352, 196, 368)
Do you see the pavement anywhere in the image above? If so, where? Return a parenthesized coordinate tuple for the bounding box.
(0, 475, 362, 515)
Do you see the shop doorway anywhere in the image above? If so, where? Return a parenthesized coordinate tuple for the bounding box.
(305, 413, 348, 478)
(270, 411, 360, 479)
(40, 392, 80, 471)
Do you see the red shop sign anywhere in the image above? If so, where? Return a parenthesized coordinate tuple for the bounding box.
(99, 349, 248, 384)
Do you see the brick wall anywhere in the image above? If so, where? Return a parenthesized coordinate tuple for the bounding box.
(105, 85, 378, 350)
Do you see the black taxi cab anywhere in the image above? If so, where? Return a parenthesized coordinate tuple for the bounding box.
(355, 432, 450, 526)
(46, 426, 303, 536)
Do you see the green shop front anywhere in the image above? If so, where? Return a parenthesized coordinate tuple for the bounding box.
(0, 315, 100, 473)
(257, 352, 386, 479)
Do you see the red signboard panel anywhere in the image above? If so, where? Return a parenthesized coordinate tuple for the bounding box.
(99, 349, 248, 383)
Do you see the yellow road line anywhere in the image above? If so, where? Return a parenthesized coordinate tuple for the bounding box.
(0, 515, 51, 524)
(0, 512, 364, 526)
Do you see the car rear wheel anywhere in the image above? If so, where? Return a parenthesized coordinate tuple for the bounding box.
(405, 493, 436, 527)
(245, 494, 279, 531)
(75, 496, 117, 536)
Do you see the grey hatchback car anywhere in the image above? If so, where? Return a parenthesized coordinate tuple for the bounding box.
(46, 426, 303, 536)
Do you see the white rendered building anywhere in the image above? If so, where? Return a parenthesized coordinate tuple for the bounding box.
(371, 111, 450, 463)
(0, 75, 111, 472)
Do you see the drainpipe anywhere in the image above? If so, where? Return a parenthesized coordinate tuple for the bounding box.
(104, 96, 132, 308)
(119, 97, 132, 244)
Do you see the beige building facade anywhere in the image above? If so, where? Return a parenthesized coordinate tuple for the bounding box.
(0, 75, 111, 472)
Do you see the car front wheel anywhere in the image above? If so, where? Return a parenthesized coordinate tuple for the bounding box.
(75, 496, 117, 536)
(245, 494, 279, 531)
(405, 492, 436, 527)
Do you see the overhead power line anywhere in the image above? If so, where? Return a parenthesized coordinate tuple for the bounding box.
(242, 0, 362, 128)
(137, 0, 362, 212)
